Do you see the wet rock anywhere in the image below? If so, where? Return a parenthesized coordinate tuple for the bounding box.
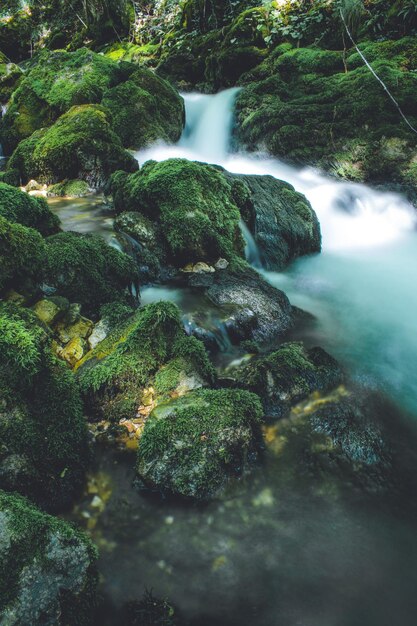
(235, 342, 343, 419)
(33, 299, 61, 325)
(136, 388, 263, 499)
(59, 337, 87, 367)
(0, 491, 97, 625)
(227, 172, 321, 270)
(56, 316, 93, 344)
(88, 318, 110, 350)
(215, 257, 229, 270)
(192, 261, 215, 273)
(203, 266, 294, 343)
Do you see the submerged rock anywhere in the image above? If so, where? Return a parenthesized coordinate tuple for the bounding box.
(136, 388, 263, 499)
(235, 342, 343, 419)
(0, 491, 97, 625)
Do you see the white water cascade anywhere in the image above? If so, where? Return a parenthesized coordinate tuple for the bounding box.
(135, 89, 417, 414)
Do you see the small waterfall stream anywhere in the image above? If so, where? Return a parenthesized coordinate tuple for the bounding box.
(136, 88, 417, 415)
(53, 89, 417, 626)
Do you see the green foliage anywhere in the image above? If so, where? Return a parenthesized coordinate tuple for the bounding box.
(0, 182, 60, 234)
(236, 37, 417, 185)
(77, 301, 215, 422)
(8, 104, 138, 187)
(0, 490, 97, 622)
(0, 215, 45, 293)
(0, 303, 89, 509)
(111, 159, 245, 265)
(137, 387, 263, 499)
(43, 231, 138, 317)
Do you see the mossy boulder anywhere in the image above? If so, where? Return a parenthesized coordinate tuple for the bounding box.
(0, 215, 45, 295)
(101, 67, 184, 149)
(43, 231, 139, 318)
(110, 159, 245, 266)
(0, 303, 89, 509)
(0, 181, 60, 234)
(77, 301, 215, 425)
(235, 342, 343, 419)
(236, 38, 417, 188)
(0, 47, 184, 156)
(0, 48, 122, 153)
(228, 173, 321, 270)
(47, 179, 91, 198)
(8, 104, 138, 188)
(0, 491, 97, 624)
(136, 388, 263, 499)
(0, 59, 22, 105)
(267, 386, 415, 494)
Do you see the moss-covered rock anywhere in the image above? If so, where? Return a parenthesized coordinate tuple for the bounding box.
(0, 490, 97, 624)
(236, 38, 417, 189)
(228, 172, 321, 270)
(77, 301, 215, 425)
(8, 104, 138, 188)
(47, 179, 91, 198)
(235, 342, 343, 419)
(0, 181, 60, 234)
(0, 47, 184, 156)
(136, 387, 263, 499)
(0, 48, 122, 153)
(0, 303, 89, 509)
(110, 159, 245, 266)
(0, 215, 45, 294)
(101, 67, 184, 149)
(0, 59, 22, 105)
(43, 231, 139, 318)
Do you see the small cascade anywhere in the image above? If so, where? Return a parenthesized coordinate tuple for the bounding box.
(239, 219, 262, 268)
(179, 88, 240, 161)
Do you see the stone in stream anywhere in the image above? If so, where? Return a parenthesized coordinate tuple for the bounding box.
(136, 388, 263, 500)
(234, 341, 343, 420)
(0, 490, 97, 625)
(227, 172, 322, 270)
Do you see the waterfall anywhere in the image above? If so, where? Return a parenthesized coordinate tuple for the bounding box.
(239, 219, 262, 268)
(134, 88, 417, 413)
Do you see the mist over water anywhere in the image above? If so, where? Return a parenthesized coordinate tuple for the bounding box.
(136, 88, 417, 415)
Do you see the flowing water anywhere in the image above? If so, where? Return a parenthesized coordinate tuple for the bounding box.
(56, 90, 417, 625)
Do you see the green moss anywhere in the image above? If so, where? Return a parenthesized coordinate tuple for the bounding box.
(110, 159, 245, 265)
(0, 182, 60, 233)
(0, 48, 121, 153)
(0, 490, 97, 623)
(47, 179, 91, 198)
(0, 303, 90, 509)
(136, 387, 263, 499)
(0, 60, 22, 104)
(236, 37, 417, 187)
(0, 215, 45, 294)
(8, 104, 138, 187)
(78, 301, 215, 423)
(101, 67, 184, 149)
(43, 231, 139, 317)
(236, 342, 343, 419)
